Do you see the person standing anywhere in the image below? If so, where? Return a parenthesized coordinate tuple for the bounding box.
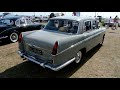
(72, 12, 80, 16)
(98, 16, 103, 28)
(49, 13, 55, 19)
(40, 15, 43, 22)
(109, 16, 112, 24)
(73, 12, 76, 16)
(107, 16, 112, 28)
(113, 15, 119, 30)
(61, 13, 64, 16)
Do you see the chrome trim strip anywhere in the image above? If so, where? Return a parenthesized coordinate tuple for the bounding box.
(18, 50, 75, 71)
(25, 43, 51, 52)
(0, 36, 8, 39)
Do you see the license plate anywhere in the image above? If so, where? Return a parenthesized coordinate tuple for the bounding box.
(29, 46, 43, 55)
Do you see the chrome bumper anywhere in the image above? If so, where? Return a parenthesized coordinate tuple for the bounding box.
(18, 51, 75, 71)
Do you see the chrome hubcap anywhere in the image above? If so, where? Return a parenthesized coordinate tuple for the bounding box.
(75, 51, 82, 63)
(10, 33, 18, 42)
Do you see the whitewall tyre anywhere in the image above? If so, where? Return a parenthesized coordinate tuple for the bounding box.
(10, 32, 18, 43)
(75, 51, 82, 64)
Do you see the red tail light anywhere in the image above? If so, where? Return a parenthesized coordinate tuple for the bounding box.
(52, 41, 58, 55)
(18, 33, 22, 43)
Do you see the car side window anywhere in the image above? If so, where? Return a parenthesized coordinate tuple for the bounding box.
(92, 20, 99, 29)
(84, 20, 92, 32)
(20, 19, 26, 25)
(0, 19, 4, 24)
(26, 18, 33, 25)
(4, 19, 11, 24)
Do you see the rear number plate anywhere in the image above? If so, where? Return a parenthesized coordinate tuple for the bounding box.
(29, 46, 43, 55)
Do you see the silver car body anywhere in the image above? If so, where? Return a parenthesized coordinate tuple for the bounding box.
(18, 16, 106, 71)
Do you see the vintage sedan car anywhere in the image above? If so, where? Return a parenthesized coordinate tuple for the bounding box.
(103, 19, 114, 27)
(0, 15, 44, 43)
(18, 16, 106, 71)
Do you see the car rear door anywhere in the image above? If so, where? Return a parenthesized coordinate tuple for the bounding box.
(82, 19, 102, 51)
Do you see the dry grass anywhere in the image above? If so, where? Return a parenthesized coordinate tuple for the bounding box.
(0, 28, 120, 78)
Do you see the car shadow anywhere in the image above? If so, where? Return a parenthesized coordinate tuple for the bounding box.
(0, 40, 11, 46)
(109, 32, 116, 33)
(0, 45, 102, 78)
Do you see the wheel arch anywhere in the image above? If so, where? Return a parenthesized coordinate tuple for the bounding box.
(80, 48, 86, 56)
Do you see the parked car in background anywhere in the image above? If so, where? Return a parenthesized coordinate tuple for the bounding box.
(18, 16, 106, 71)
(32, 16, 42, 23)
(103, 18, 114, 27)
(42, 16, 49, 22)
(0, 15, 44, 43)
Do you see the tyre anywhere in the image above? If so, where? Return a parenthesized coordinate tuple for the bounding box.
(9, 32, 18, 43)
(99, 35, 105, 46)
(75, 50, 83, 64)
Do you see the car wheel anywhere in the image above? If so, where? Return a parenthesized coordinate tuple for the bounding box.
(75, 50, 82, 64)
(100, 35, 105, 46)
(9, 32, 18, 43)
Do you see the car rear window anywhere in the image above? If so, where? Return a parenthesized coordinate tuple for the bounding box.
(44, 19, 79, 34)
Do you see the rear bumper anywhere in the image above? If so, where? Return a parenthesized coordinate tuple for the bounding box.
(18, 50, 75, 71)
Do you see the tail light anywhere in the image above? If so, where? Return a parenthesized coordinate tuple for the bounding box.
(18, 33, 22, 43)
(52, 41, 58, 55)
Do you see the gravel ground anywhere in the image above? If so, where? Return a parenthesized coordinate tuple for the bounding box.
(0, 28, 120, 78)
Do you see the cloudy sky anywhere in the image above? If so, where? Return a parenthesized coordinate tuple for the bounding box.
(0, 12, 120, 18)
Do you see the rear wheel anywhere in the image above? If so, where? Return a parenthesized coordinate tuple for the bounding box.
(99, 35, 105, 46)
(75, 50, 83, 64)
(9, 32, 18, 43)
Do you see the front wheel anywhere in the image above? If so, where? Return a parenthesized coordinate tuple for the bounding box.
(75, 50, 83, 64)
(9, 32, 18, 43)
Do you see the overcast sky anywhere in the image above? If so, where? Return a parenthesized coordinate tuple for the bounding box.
(0, 12, 120, 18)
